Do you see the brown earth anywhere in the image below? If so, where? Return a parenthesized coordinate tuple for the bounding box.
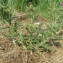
(0, 13, 63, 63)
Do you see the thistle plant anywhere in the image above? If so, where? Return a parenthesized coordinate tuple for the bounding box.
(1, 0, 62, 52)
(10, 1, 62, 52)
(16, 2, 61, 51)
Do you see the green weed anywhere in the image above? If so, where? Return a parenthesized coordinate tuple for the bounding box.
(0, 0, 63, 53)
